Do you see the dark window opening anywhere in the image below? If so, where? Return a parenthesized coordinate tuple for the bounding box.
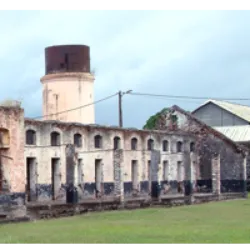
(177, 141, 183, 153)
(190, 142, 195, 152)
(162, 140, 169, 152)
(74, 133, 82, 148)
(26, 157, 37, 202)
(171, 114, 177, 123)
(131, 137, 138, 150)
(51, 132, 61, 146)
(94, 135, 102, 149)
(26, 129, 36, 145)
(114, 136, 121, 150)
(147, 139, 154, 151)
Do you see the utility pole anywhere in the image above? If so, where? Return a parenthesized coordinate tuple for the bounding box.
(118, 90, 132, 128)
(119, 91, 123, 127)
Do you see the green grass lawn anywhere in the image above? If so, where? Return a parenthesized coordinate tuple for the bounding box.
(1, 198, 250, 243)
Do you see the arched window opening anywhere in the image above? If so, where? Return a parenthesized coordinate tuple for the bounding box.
(177, 141, 183, 153)
(51, 132, 60, 146)
(74, 133, 82, 148)
(147, 139, 154, 151)
(114, 136, 121, 150)
(131, 137, 138, 150)
(26, 129, 36, 145)
(162, 140, 169, 152)
(94, 135, 102, 149)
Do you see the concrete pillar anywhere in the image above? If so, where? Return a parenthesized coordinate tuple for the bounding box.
(150, 150, 161, 200)
(65, 144, 76, 187)
(243, 154, 248, 198)
(212, 153, 221, 195)
(113, 149, 124, 203)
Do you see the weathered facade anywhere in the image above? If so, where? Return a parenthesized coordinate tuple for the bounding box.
(0, 103, 247, 209)
(24, 118, 197, 202)
(156, 105, 247, 194)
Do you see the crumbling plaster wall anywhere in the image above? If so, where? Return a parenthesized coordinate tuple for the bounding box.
(24, 119, 197, 201)
(0, 107, 25, 205)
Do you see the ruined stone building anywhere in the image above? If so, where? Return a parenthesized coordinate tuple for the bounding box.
(155, 105, 247, 193)
(0, 45, 247, 209)
(192, 99, 250, 188)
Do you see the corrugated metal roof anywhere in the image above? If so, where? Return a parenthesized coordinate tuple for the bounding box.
(213, 125, 250, 142)
(193, 99, 250, 123)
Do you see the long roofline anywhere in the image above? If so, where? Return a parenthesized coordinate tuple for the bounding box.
(24, 117, 194, 137)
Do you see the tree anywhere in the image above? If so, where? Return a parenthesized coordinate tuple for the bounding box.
(143, 107, 169, 130)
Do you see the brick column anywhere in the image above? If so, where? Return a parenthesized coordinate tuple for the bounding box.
(243, 154, 248, 198)
(212, 153, 220, 195)
(113, 149, 124, 203)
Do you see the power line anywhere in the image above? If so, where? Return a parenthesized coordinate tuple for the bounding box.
(128, 92, 250, 101)
(129, 94, 203, 104)
(33, 92, 119, 119)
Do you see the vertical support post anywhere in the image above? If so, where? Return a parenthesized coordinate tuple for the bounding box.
(113, 149, 124, 204)
(118, 91, 123, 128)
(184, 149, 193, 205)
(243, 154, 248, 198)
(212, 153, 221, 196)
(66, 144, 76, 187)
(150, 150, 161, 201)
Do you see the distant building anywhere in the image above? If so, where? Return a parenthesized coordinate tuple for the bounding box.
(192, 99, 250, 127)
(192, 99, 250, 147)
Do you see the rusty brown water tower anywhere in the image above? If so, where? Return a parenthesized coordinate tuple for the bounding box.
(45, 45, 90, 75)
(41, 44, 95, 124)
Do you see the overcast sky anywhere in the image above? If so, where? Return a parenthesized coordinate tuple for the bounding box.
(1, 10, 250, 128)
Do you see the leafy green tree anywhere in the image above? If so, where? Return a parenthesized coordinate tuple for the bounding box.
(143, 108, 169, 130)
